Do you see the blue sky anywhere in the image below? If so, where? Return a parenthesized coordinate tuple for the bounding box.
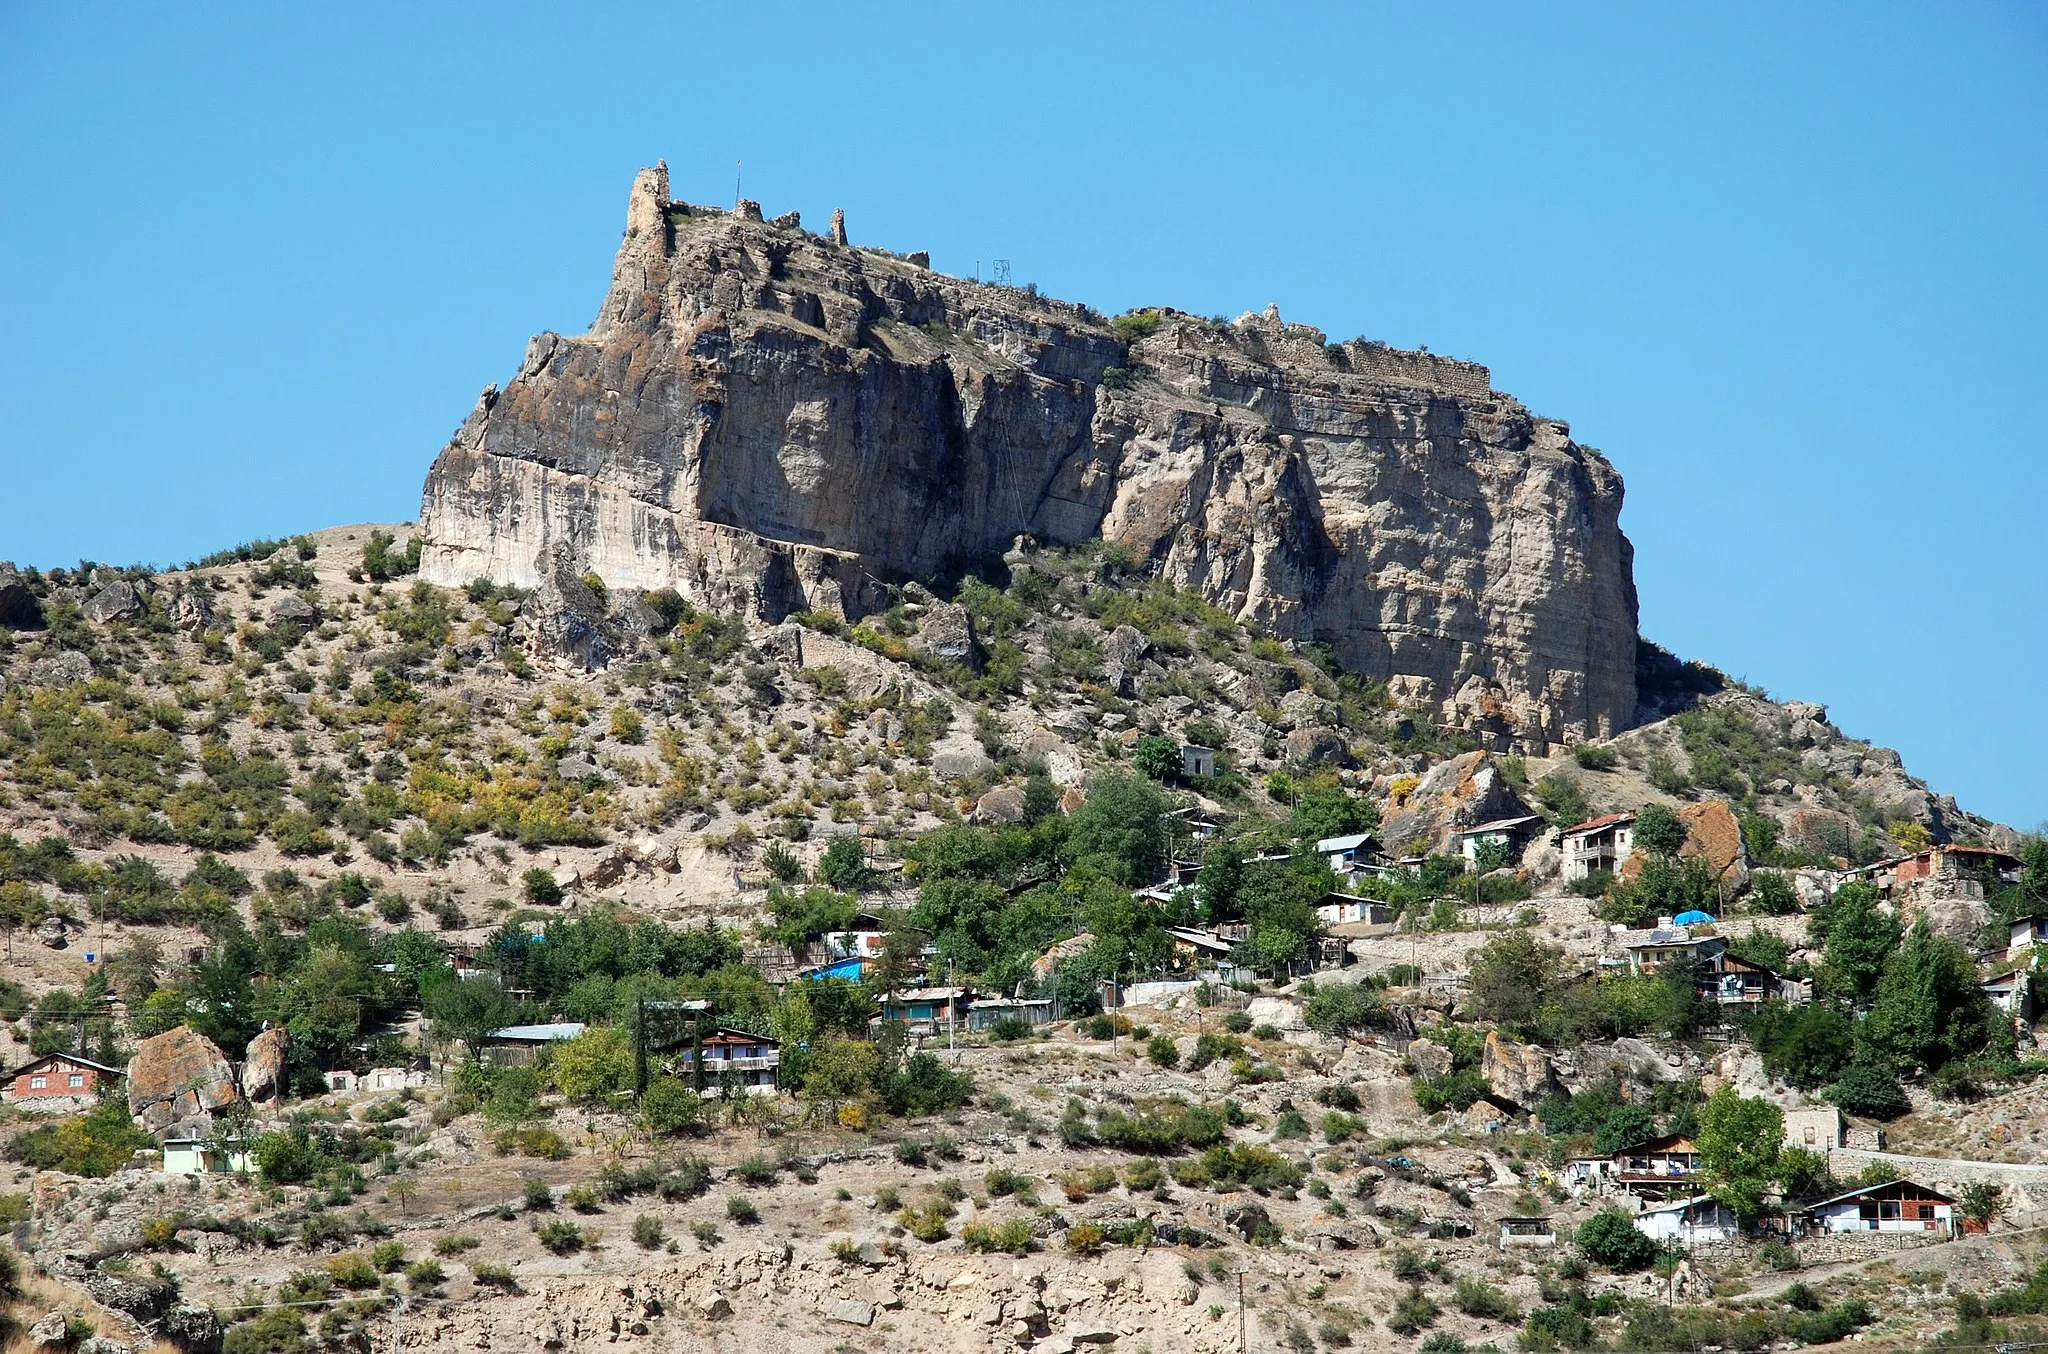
(2, 3, 2043, 830)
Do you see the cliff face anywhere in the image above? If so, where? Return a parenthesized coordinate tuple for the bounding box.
(420, 163, 1640, 748)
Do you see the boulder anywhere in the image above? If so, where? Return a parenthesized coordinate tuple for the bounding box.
(1223, 1202, 1272, 1243)
(1482, 1029, 1560, 1110)
(26, 651, 91, 686)
(825, 1298, 875, 1327)
(1102, 625, 1149, 694)
(627, 836, 678, 872)
(83, 580, 145, 624)
(163, 1303, 223, 1354)
(1620, 798, 1748, 887)
(0, 564, 41, 628)
(556, 752, 608, 783)
(514, 542, 617, 670)
(1914, 892, 1991, 948)
(1243, 996, 1304, 1031)
(35, 914, 68, 950)
(931, 738, 993, 781)
(609, 590, 665, 638)
(910, 603, 980, 670)
(695, 1291, 732, 1320)
(80, 1339, 131, 1354)
(972, 785, 1027, 825)
(242, 1028, 290, 1103)
(1407, 1039, 1454, 1079)
(170, 589, 213, 631)
(1570, 1037, 1681, 1093)
(25, 1313, 67, 1350)
(1378, 752, 1531, 855)
(128, 1026, 240, 1136)
(1283, 726, 1348, 764)
(269, 594, 319, 627)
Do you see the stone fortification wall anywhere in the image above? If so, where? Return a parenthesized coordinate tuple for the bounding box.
(1339, 340, 1492, 399)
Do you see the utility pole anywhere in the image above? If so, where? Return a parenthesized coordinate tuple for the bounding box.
(734, 160, 742, 208)
(1236, 1267, 1247, 1353)
(633, 993, 648, 1100)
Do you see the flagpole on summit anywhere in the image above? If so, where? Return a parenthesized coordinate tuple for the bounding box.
(734, 160, 742, 208)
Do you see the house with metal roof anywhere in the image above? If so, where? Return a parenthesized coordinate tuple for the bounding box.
(1562, 811, 1637, 881)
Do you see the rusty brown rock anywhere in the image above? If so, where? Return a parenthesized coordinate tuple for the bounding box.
(242, 1028, 290, 1103)
(127, 1026, 239, 1135)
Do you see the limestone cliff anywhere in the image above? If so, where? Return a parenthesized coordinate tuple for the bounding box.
(419, 162, 1640, 748)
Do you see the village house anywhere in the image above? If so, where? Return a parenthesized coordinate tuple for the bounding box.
(1315, 832, 1384, 877)
(1981, 965, 2034, 1020)
(3, 1052, 122, 1111)
(162, 1135, 251, 1177)
(878, 987, 973, 1031)
(672, 1028, 780, 1097)
(1178, 744, 1216, 778)
(1313, 895, 1396, 928)
(1451, 815, 1544, 866)
(1166, 927, 1235, 964)
(1802, 1179, 1955, 1235)
(1562, 811, 1636, 881)
(1705, 952, 1799, 1006)
(1877, 844, 2021, 895)
(1782, 1106, 1846, 1152)
(2008, 913, 2048, 962)
(1621, 929, 1726, 976)
(481, 1021, 587, 1066)
(1633, 1195, 1742, 1247)
(1609, 1133, 1702, 1195)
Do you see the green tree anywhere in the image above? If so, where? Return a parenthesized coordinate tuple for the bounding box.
(1288, 788, 1379, 844)
(1860, 921, 1996, 1071)
(1633, 804, 1687, 859)
(1468, 932, 1562, 1037)
(1195, 839, 1245, 922)
(1831, 1059, 1910, 1120)
(1748, 1001, 1855, 1090)
(1064, 772, 1172, 884)
(1236, 855, 1325, 974)
(818, 836, 872, 891)
(552, 1026, 633, 1103)
(1132, 735, 1181, 782)
(1575, 1209, 1658, 1271)
(422, 976, 521, 1054)
(1696, 1087, 1784, 1218)
(1818, 885, 1901, 1005)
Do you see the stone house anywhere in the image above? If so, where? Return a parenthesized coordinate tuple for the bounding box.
(1782, 1106, 1847, 1153)
(1498, 1217, 1556, 1249)
(1562, 812, 1636, 881)
(1178, 744, 1216, 778)
(3, 1053, 122, 1111)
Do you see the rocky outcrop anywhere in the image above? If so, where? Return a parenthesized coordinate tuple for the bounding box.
(1482, 1029, 1560, 1110)
(0, 564, 41, 628)
(127, 1026, 239, 1136)
(1379, 751, 1531, 853)
(83, 580, 146, 624)
(242, 1027, 290, 1103)
(419, 163, 1640, 749)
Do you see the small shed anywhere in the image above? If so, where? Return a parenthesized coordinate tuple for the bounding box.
(1803, 1179, 1955, 1235)
(967, 998, 1055, 1031)
(3, 1053, 123, 1111)
(878, 987, 973, 1027)
(1498, 1217, 1556, 1249)
(1179, 745, 1216, 778)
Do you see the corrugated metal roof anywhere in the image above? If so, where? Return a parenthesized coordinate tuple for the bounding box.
(486, 1022, 587, 1042)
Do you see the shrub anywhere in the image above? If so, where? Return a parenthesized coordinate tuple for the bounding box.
(988, 1015, 1030, 1042)
(1065, 1222, 1106, 1255)
(1451, 1277, 1518, 1321)
(1388, 1285, 1440, 1335)
(726, 1195, 760, 1225)
(985, 1168, 1036, 1199)
(1571, 744, 1618, 771)
(326, 1253, 379, 1289)
(433, 1235, 480, 1257)
(520, 867, 561, 907)
(1832, 1061, 1911, 1120)
(523, 1178, 555, 1211)
(141, 1216, 178, 1249)
(1304, 983, 1379, 1037)
(1147, 1034, 1180, 1069)
(962, 1219, 1035, 1255)
(406, 1260, 445, 1291)
(370, 1240, 406, 1272)
(1576, 1209, 1658, 1271)
(898, 1201, 953, 1243)
(471, 1261, 516, 1288)
(533, 1220, 584, 1254)
(632, 1215, 665, 1249)
(1222, 1012, 1253, 1034)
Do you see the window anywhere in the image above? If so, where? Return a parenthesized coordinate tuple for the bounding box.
(28, 1075, 45, 1090)
(1803, 1127, 1817, 1145)
(1917, 1204, 1935, 1221)
(68, 1073, 84, 1088)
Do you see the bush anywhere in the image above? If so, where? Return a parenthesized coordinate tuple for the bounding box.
(1570, 745, 1617, 772)
(961, 1219, 1035, 1255)
(1388, 1285, 1440, 1335)
(985, 1168, 1036, 1199)
(632, 1214, 665, 1249)
(433, 1235, 480, 1256)
(733, 1155, 778, 1186)
(533, 1220, 584, 1254)
(988, 1015, 1031, 1042)
(1065, 1222, 1106, 1255)
(521, 867, 562, 907)
(1832, 1061, 1911, 1120)
(1222, 1012, 1253, 1034)
(1451, 1277, 1519, 1321)
(471, 1261, 516, 1288)
(1147, 1034, 1180, 1069)
(1304, 983, 1379, 1037)
(726, 1195, 760, 1224)
(370, 1240, 406, 1272)
(406, 1259, 445, 1291)
(1411, 1066, 1490, 1114)
(1575, 1209, 1658, 1271)
(326, 1253, 379, 1289)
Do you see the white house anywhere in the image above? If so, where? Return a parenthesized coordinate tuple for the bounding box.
(1562, 812, 1636, 881)
(1315, 833, 1380, 875)
(1498, 1217, 1556, 1249)
(162, 1136, 251, 1176)
(1632, 1195, 1741, 1247)
(1178, 744, 1216, 778)
(1804, 1180, 1955, 1235)
(1452, 815, 1544, 865)
(673, 1028, 780, 1097)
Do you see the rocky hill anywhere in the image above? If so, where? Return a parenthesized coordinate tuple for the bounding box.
(419, 163, 1639, 751)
